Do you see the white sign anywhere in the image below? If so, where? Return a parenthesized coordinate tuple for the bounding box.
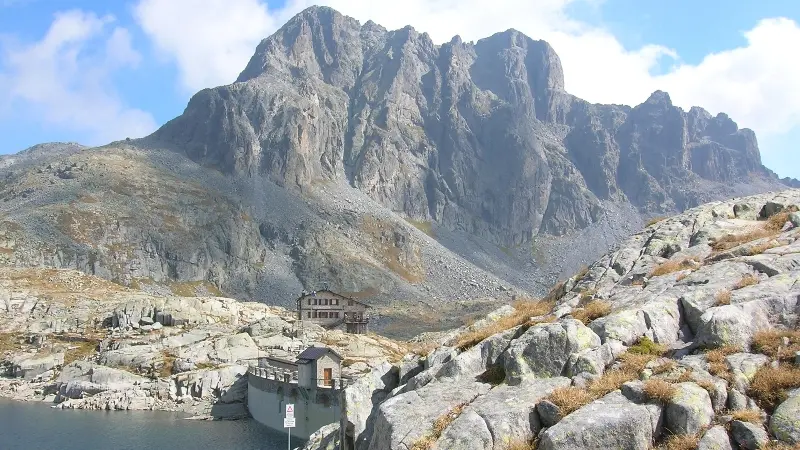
(285, 404, 295, 418)
(284, 417, 296, 428)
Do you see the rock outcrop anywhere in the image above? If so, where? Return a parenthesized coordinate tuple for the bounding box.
(306, 189, 800, 449)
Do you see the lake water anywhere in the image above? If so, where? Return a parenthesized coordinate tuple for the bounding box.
(0, 398, 303, 450)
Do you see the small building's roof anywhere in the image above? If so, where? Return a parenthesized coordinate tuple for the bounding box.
(297, 289, 372, 308)
(295, 346, 343, 364)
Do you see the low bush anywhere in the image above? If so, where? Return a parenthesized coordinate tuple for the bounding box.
(628, 336, 668, 356)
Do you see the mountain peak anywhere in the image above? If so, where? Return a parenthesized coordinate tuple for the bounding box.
(644, 90, 673, 107)
(156, 8, 788, 252)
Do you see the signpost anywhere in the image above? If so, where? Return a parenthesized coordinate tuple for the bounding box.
(285, 404, 295, 450)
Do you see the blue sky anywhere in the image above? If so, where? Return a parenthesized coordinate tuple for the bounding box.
(1, 0, 799, 179)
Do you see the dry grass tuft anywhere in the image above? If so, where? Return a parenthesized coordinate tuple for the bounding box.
(410, 402, 468, 450)
(571, 300, 612, 325)
(650, 258, 698, 277)
(643, 379, 678, 403)
(751, 329, 800, 362)
(454, 299, 554, 351)
(733, 274, 760, 290)
(676, 370, 695, 383)
(714, 290, 732, 306)
(501, 438, 537, 450)
(761, 441, 800, 450)
(695, 379, 718, 394)
(545, 386, 595, 417)
(704, 346, 740, 382)
(730, 409, 763, 424)
(652, 360, 677, 375)
(656, 434, 700, 450)
(49, 335, 100, 366)
(705, 345, 742, 360)
(712, 212, 792, 252)
(0, 332, 23, 354)
(765, 211, 792, 232)
(408, 341, 439, 357)
(748, 241, 781, 255)
(588, 369, 637, 398)
(158, 349, 177, 378)
(748, 365, 800, 412)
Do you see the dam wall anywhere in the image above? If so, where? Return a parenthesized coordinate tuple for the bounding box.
(247, 367, 341, 440)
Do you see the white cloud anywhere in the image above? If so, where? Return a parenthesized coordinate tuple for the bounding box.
(132, 0, 800, 176)
(133, 0, 285, 93)
(0, 10, 157, 145)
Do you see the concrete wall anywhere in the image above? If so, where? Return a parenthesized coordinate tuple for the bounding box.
(248, 371, 340, 440)
(298, 362, 313, 388)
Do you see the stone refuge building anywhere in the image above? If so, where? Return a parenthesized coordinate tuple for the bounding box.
(247, 345, 346, 439)
(296, 290, 370, 334)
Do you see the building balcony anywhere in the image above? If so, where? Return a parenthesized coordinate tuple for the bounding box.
(343, 316, 368, 324)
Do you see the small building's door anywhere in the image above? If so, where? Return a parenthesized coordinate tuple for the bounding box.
(323, 368, 332, 387)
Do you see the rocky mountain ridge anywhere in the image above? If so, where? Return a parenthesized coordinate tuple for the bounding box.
(0, 6, 796, 336)
(157, 6, 793, 243)
(303, 188, 800, 450)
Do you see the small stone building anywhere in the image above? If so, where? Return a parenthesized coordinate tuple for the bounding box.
(296, 290, 370, 334)
(296, 346, 343, 389)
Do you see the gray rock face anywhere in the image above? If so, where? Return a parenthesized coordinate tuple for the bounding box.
(538, 391, 663, 450)
(367, 380, 491, 450)
(504, 319, 600, 383)
(698, 425, 734, 450)
(11, 353, 64, 380)
(339, 362, 398, 450)
(155, 6, 791, 249)
(770, 390, 800, 445)
(434, 377, 570, 450)
(665, 382, 715, 435)
(730, 420, 769, 450)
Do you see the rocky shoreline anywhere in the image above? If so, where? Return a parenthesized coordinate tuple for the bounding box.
(0, 271, 409, 420)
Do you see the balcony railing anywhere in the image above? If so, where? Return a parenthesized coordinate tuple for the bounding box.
(248, 367, 350, 389)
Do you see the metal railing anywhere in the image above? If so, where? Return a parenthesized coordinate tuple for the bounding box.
(247, 367, 350, 389)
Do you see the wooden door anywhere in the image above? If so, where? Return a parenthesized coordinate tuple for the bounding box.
(323, 368, 332, 387)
